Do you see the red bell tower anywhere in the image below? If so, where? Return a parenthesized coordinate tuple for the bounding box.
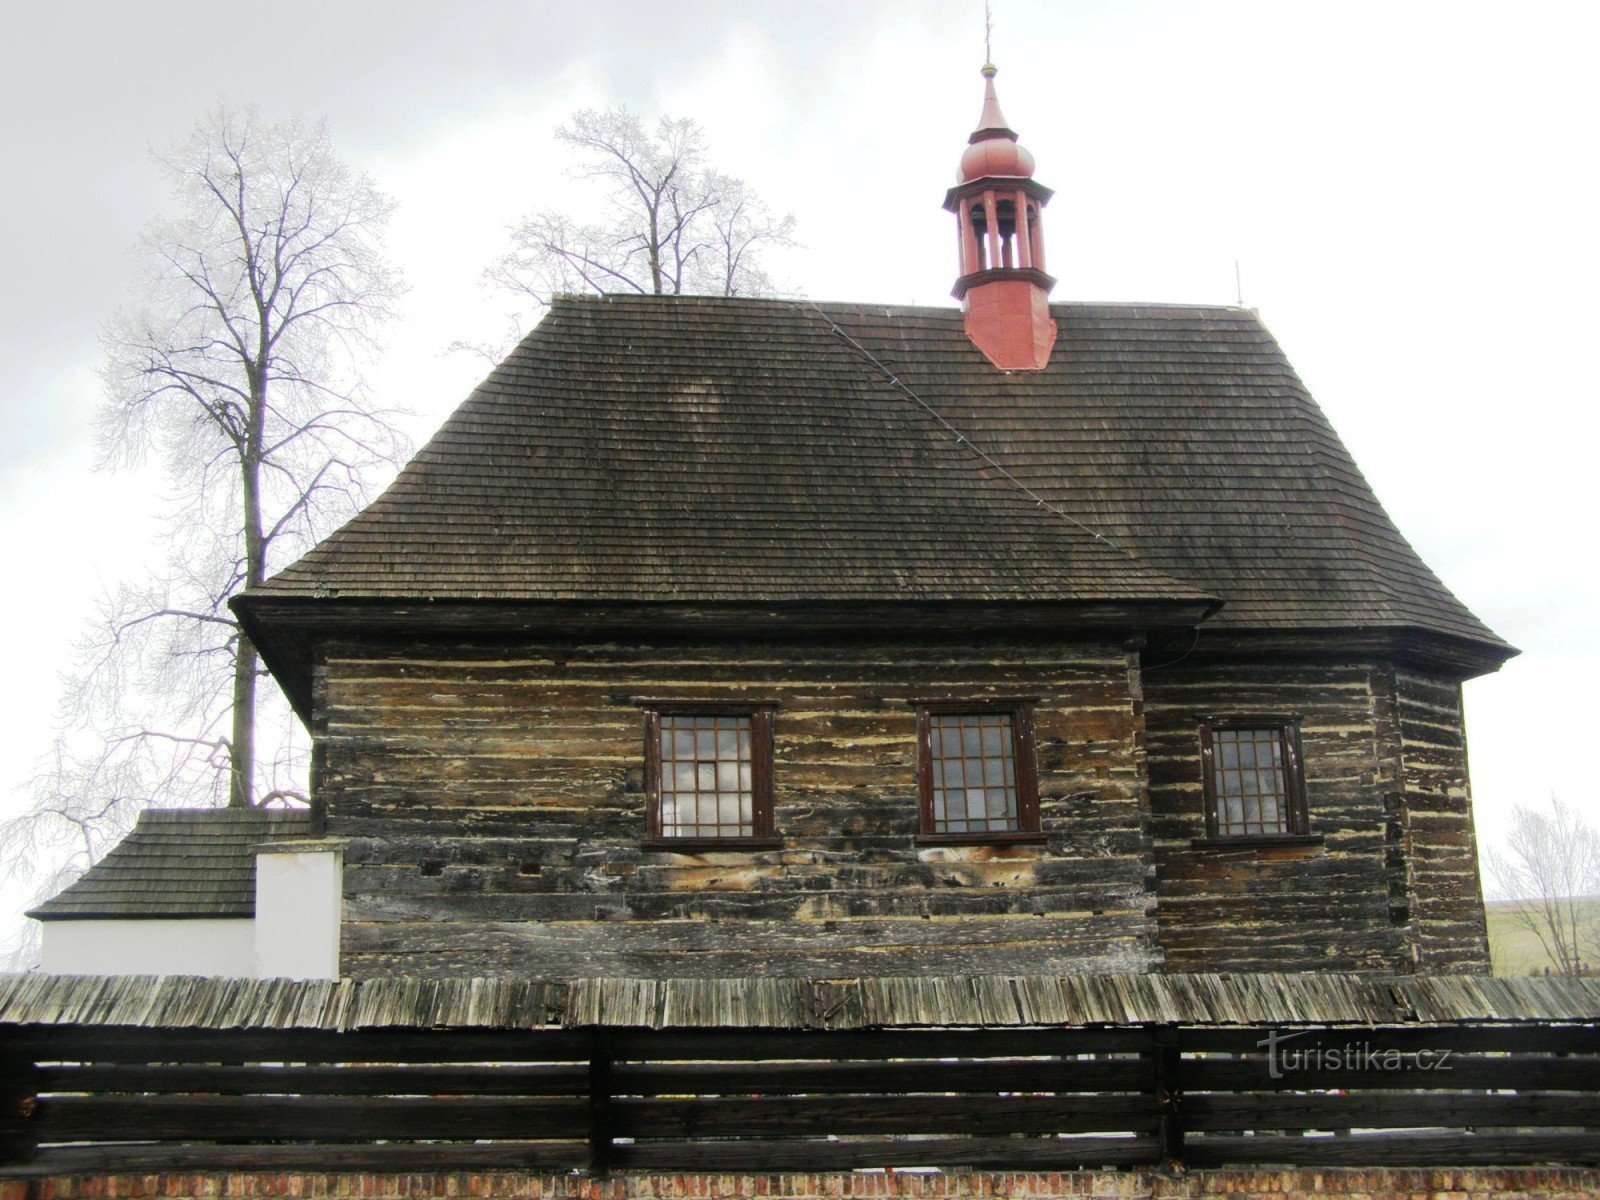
(944, 64, 1057, 371)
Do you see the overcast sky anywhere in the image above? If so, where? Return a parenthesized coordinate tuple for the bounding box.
(1, 1, 1596, 939)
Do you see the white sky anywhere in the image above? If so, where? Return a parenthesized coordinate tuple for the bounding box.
(1, 1, 1596, 937)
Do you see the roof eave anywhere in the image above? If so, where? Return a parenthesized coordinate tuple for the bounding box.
(28, 908, 255, 923)
(1144, 624, 1518, 681)
(234, 593, 1224, 720)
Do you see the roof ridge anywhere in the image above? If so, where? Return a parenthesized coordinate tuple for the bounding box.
(562, 292, 1258, 319)
(795, 300, 1215, 602)
(794, 301, 1123, 549)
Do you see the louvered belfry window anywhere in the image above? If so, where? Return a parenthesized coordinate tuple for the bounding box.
(916, 701, 1041, 842)
(643, 703, 776, 846)
(1200, 721, 1308, 839)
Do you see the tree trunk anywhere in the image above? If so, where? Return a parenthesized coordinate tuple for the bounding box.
(231, 370, 268, 808)
(229, 640, 257, 809)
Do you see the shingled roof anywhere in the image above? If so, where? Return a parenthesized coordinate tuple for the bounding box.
(28, 809, 313, 921)
(248, 294, 1507, 658)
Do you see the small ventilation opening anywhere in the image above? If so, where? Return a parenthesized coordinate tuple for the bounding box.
(419, 860, 445, 877)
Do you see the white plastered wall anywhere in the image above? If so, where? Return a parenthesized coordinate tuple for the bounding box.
(253, 841, 343, 980)
(39, 918, 256, 976)
(35, 840, 343, 979)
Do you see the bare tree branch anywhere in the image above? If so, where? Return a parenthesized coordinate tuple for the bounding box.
(481, 106, 795, 338)
(3, 104, 413, 963)
(1486, 795, 1600, 975)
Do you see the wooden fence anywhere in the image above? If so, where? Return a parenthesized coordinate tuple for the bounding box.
(2, 1021, 1599, 1175)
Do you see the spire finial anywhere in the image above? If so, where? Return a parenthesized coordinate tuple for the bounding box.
(984, 0, 993, 68)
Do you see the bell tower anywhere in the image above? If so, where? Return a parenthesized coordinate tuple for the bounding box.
(943, 64, 1057, 371)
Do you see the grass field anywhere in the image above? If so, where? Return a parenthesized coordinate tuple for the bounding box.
(1485, 897, 1600, 975)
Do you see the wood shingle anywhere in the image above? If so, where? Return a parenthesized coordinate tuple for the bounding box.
(246, 294, 1508, 664)
(27, 809, 313, 921)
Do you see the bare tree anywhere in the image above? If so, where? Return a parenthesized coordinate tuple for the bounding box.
(1, 105, 408, 955)
(487, 107, 794, 314)
(1486, 796, 1600, 975)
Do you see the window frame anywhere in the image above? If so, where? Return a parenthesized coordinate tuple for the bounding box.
(1197, 716, 1311, 843)
(639, 699, 780, 850)
(913, 697, 1044, 846)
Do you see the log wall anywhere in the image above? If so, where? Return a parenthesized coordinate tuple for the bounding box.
(319, 637, 1159, 978)
(1144, 657, 1489, 973)
(1147, 659, 1404, 972)
(1385, 668, 1492, 972)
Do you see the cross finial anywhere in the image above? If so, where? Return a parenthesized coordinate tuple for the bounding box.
(984, 1, 994, 67)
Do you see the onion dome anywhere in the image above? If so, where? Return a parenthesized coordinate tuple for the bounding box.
(958, 64, 1036, 183)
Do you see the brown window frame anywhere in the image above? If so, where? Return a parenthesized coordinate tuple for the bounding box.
(639, 699, 780, 850)
(1197, 717, 1312, 844)
(913, 698, 1044, 846)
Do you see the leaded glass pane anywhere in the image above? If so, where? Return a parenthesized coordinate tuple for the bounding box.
(1209, 727, 1291, 837)
(928, 713, 1020, 835)
(658, 714, 756, 838)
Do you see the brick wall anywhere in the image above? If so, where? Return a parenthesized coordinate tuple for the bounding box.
(9, 1169, 1600, 1200)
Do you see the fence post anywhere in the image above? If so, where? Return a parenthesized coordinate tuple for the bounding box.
(1154, 1027, 1185, 1173)
(0, 1040, 39, 1167)
(588, 1038, 613, 1178)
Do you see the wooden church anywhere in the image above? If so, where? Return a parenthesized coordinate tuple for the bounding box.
(35, 64, 1514, 982)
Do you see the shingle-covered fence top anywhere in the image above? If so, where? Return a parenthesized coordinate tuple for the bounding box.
(5, 972, 1600, 1031)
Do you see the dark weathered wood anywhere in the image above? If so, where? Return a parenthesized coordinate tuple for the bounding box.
(610, 1093, 1157, 1138)
(1153, 1038, 1184, 1168)
(609, 1133, 1160, 1171)
(1183, 1131, 1600, 1168)
(1145, 658, 1491, 974)
(9, 1027, 593, 1065)
(1177, 1025, 1600, 1055)
(1186, 1053, 1600, 1092)
(36, 1062, 589, 1097)
(1, 1140, 584, 1176)
(601, 1026, 1161, 1060)
(612, 1057, 1155, 1096)
(319, 639, 1163, 979)
(35, 1095, 589, 1143)
(0, 1056, 37, 1167)
(7, 1015, 1600, 1176)
(1183, 1091, 1600, 1133)
(587, 1052, 612, 1178)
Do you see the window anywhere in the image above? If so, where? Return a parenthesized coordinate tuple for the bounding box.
(915, 700, 1041, 843)
(1199, 720, 1308, 840)
(642, 702, 777, 847)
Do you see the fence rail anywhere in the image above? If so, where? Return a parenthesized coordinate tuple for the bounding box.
(2, 1022, 1599, 1175)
